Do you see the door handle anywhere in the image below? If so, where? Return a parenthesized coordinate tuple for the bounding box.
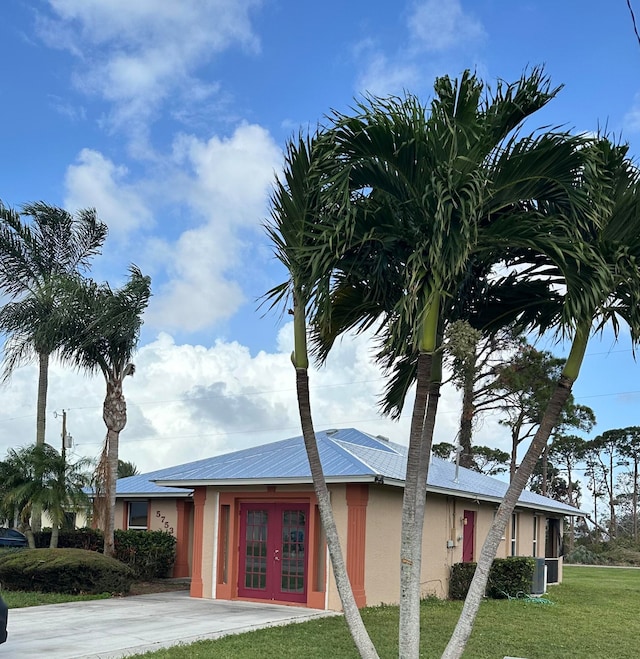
(274, 549, 280, 561)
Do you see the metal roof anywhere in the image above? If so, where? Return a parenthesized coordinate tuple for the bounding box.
(137, 427, 581, 516)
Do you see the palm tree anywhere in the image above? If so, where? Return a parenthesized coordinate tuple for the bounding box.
(0, 202, 108, 444)
(1, 443, 91, 548)
(57, 267, 151, 557)
(0, 201, 107, 531)
(442, 137, 640, 658)
(117, 460, 140, 479)
(314, 69, 591, 658)
(264, 134, 379, 658)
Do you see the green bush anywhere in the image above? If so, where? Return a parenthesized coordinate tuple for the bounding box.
(487, 557, 535, 598)
(449, 562, 478, 600)
(449, 557, 535, 600)
(0, 548, 133, 594)
(114, 530, 176, 580)
(34, 528, 103, 551)
(564, 544, 602, 565)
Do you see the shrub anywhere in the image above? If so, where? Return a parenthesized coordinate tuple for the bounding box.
(114, 530, 176, 580)
(449, 562, 478, 600)
(487, 557, 535, 599)
(449, 557, 535, 600)
(34, 528, 103, 551)
(0, 548, 133, 594)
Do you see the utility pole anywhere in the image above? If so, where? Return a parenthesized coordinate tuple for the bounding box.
(61, 409, 67, 465)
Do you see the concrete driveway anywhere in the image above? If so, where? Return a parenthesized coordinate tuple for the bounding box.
(2, 591, 336, 658)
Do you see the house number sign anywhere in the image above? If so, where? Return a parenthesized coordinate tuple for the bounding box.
(156, 510, 174, 534)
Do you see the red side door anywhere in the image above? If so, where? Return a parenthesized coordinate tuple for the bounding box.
(238, 502, 309, 603)
(462, 510, 476, 562)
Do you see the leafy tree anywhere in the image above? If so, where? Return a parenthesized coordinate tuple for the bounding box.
(57, 267, 151, 557)
(445, 321, 524, 469)
(0, 202, 107, 531)
(432, 442, 509, 476)
(264, 134, 378, 658)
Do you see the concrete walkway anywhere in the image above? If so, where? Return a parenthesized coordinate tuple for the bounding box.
(2, 591, 336, 658)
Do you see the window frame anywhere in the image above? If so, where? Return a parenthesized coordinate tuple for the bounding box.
(127, 500, 149, 530)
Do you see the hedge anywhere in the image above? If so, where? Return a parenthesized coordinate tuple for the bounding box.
(33, 528, 176, 579)
(450, 557, 536, 600)
(0, 548, 133, 594)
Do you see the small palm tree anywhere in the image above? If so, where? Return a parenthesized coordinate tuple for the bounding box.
(1, 443, 91, 548)
(57, 267, 151, 557)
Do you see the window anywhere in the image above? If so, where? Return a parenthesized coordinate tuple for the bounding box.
(510, 513, 518, 556)
(128, 501, 148, 530)
(532, 516, 538, 557)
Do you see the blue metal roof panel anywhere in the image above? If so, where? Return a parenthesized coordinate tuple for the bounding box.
(137, 427, 579, 515)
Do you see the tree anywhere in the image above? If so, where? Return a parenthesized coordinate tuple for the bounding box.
(444, 321, 524, 469)
(432, 442, 509, 476)
(57, 267, 151, 557)
(443, 137, 640, 658)
(548, 433, 588, 551)
(0, 201, 107, 531)
(264, 134, 378, 658)
(0, 443, 90, 548)
(117, 460, 139, 479)
(316, 69, 591, 658)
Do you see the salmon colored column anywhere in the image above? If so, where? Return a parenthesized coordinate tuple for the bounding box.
(346, 483, 368, 607)
(173, 499, 191, 578)
(190, 487, 207, 597)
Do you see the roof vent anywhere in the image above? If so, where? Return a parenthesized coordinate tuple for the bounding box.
(325, 429, 339, 436)
(376, 434, 389, 442)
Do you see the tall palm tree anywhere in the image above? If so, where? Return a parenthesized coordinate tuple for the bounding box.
(314, 69, 592, 658)
(0, 202, 108, 444)
(442, 137, 640, 658)
(0, 201, 107, 532)
(264, 134, 379, 658)
(57, 267, 151, 557)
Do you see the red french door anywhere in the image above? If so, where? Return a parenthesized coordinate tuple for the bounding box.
(463, 510, 476, 562)
(238, 502, 309, 603)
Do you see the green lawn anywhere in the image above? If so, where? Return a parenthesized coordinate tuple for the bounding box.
(1, 590, 111, 607)
(125, 566, 640, 658)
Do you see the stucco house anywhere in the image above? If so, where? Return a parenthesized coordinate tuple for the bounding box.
(114, 428, 578, 610)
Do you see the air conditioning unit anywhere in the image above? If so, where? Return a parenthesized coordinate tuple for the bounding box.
(531, 557, 547, 596)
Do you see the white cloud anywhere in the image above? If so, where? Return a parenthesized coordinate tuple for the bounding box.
(64, 148, 153, 241)
(354, 0, 486, 97)
(408, 0, 485, 53)
(37, 0, 263, 136)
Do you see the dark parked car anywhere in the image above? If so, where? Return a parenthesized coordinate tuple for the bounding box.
(0, 528, 27, 548)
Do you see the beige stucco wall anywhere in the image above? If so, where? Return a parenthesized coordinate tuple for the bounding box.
(362, 489, 552, 606)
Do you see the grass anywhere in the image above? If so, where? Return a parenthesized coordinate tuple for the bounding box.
(123, 566, 640, 658)
(1, 590, 111, 607)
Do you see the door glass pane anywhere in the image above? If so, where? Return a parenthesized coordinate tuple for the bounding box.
(281, 510, 305, 593)
(244, 510, 268, 590)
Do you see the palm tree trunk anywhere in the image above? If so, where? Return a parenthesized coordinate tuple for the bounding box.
(50, 523, 59, 549)
(102, 377, 127, 558)
(442, 321, 589, 659)
(291, 293, 378, 658)
(399, 351, 433, 659)
(296, 370, 379, 659)
(458, 373, 474, 469)
(31, 351, 50, 534)
(399, 297, 440, 659)
(442, 376, 574, 658)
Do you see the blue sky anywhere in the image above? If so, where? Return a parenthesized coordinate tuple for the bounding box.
(1, 0, 640, 491)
